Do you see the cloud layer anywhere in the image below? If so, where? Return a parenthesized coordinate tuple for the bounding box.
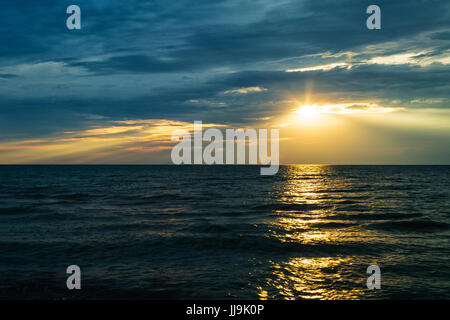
(0, 0, 449, 163)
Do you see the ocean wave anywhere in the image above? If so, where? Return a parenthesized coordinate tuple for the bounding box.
(252, 203, 328, 211)
(135, 234, 394, 256)
(181, 223, 232, 233)
(0, 206, 34, 215)
(326, 212, 423, 221)
(310, 221, 357, 229)
(111, 193, 184, 205)
(53, 193, 94, 201)
(367, 219, 449, 233)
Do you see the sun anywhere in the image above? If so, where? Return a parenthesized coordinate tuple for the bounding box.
(294, 105, 320, 120)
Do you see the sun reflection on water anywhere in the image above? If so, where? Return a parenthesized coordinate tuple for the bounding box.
(258, 165, 372, 299)
(259, 257, 366, 300)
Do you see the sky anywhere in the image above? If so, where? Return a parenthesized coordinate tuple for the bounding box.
(0, 0, 449, 164)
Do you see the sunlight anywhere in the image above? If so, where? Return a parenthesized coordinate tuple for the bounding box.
(293, 103, 400, 118)
(258, 165, 374, 299)
(294, 105, 321, 120)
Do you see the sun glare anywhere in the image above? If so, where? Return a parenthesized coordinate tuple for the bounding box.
(294, 105, 320, 120)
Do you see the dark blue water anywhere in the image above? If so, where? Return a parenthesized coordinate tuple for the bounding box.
(0, 165, 449, 299)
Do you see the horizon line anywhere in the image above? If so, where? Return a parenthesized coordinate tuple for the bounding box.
(0, 164, 449, 166)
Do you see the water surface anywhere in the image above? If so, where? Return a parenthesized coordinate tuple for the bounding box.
(0, 165, 449, 299)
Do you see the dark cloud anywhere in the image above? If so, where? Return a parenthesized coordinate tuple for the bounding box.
(430, 31, 450, 40)
(0, 74, 17, 79)
(68, 55, 194, 74)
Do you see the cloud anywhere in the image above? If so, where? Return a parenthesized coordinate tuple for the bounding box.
(67, 55, 192, 74)
(367, 51, 450, 67)
(293, 103, 402, 115)
(286, 63, 351, 72)
(0, 1, 449, 164)
(410, 98, 446, 104)
(0, 73, 17, 79)
(367, 52, 430, 65)
(223, 87, 268, 94)
(125, 146, 173, 153)
(0, 119, 227, 163)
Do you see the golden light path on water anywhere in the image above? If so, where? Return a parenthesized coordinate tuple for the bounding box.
(256, 165, 378, 300)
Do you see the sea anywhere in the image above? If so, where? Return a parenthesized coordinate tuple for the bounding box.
(0, 165, 449, 299)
